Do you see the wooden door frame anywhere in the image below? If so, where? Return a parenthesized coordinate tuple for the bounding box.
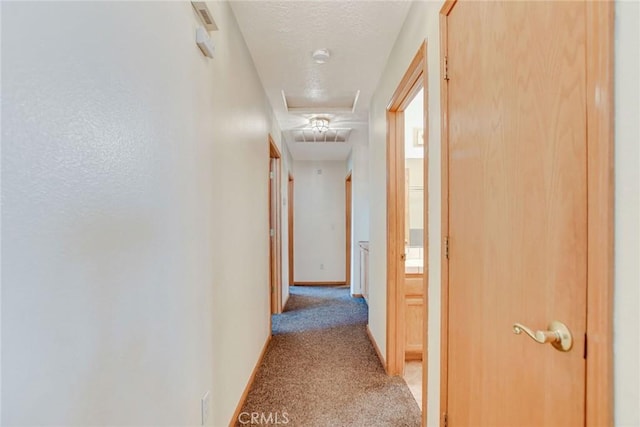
(288, 173, 294, 287)
(386, 41, 428, 394)
(345, 172, 353, 287)
(269, 135, 283, 315)
(438, 1, 614, 425)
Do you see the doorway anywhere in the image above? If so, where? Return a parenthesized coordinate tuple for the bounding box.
(288, 173, 294, 286)
(439, 1, 613, 425)
(269, 135, 283, 315)
(386, 42, 428, 417)
(345, 172, 352, 287)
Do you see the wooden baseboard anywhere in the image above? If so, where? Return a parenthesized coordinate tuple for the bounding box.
(292, 281, 347, 286)
(229, 334, 272, 427)
(366, 325, 387, 374)
(352, 293, 363, 298)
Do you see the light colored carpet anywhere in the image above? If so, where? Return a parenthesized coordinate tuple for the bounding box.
(235, 285, 421, 427)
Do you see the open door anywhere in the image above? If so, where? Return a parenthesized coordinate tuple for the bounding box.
(440, 1, 613, 425)
(269, 136, 283, 314)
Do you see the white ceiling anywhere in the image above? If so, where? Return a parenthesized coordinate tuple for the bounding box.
(229, 1, 412, 161)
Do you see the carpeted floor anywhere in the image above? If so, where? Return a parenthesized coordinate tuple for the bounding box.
(235, 285, 421, 427)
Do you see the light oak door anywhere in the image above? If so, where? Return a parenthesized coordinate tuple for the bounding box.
(445, 1, 587, 425)
(269, 146, 282, 314)
(268, 158, 277, 313)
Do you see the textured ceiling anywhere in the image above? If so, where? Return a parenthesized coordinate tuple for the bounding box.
(230, 0, 412, 160)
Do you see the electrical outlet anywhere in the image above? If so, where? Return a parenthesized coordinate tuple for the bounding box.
(320, 263, 324, 270)
(201, 391, 210, 425)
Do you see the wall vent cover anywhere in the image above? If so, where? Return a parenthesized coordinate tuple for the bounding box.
(192, 2, 218, 31)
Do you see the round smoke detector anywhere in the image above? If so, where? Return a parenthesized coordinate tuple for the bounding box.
(312, 48, 331, 64)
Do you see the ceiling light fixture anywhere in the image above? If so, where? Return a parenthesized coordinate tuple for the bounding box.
(310, 117, 330, 133)
(312, 48, 331, 64)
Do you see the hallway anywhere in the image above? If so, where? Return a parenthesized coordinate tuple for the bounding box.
(2, 1, 638, 426)
(236, 286, 420, 427)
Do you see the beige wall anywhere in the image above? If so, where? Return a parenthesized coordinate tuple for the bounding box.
(1, 2, 280, 425)
(369, 1, 639, 425)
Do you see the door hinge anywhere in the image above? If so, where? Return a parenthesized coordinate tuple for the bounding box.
(443, 413, 448, 427)
(444, 55, 449, 81)
(269, 171, 274, 180)
(270, 228, 275, 237)
(583, 333, 587, 359)
(445, 236, 450, 260)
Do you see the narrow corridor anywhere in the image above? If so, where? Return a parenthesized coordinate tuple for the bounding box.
(236, 286, 420, 427)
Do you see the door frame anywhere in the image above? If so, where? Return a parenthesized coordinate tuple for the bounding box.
(438, 1, 614, 425)
(269, 135, 283, 315)
(386, 41, 428, 394)
(288, 173, 294, 286)
(345, 172, 353, 287)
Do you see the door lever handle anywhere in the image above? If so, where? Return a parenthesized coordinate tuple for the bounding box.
(512, 320, 573, 352)
(513, 323, 558, 344)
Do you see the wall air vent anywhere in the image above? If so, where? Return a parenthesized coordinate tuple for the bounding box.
(191, 2, 218, 31)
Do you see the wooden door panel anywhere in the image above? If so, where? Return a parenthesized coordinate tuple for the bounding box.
(447, 1, 587, 425)
(404, 275, 424, 360)
(404, 275, 423, 297)
(405, 297, 424, 360)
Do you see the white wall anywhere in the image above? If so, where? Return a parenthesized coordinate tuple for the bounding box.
(1, 2, 279, 425)
(0, 2, 4, 422)
(369, 1, 640, 426)
(614, 2, 640, 425)
(293, 160, 347, 283)
(347, 130, 371, 295)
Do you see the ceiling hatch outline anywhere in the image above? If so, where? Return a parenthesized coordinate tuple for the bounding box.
(281, 90, 360, 114)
